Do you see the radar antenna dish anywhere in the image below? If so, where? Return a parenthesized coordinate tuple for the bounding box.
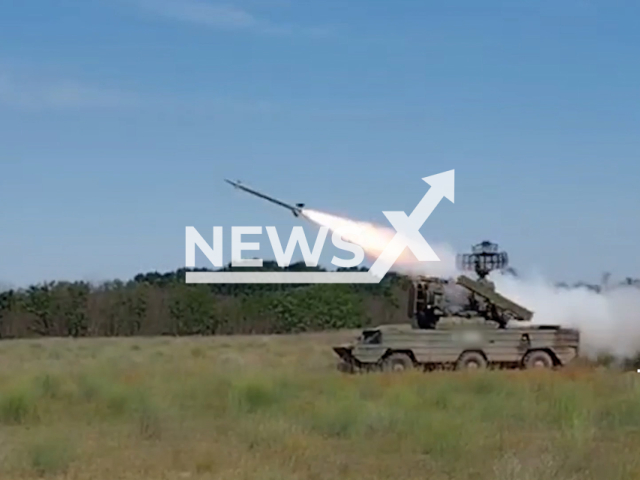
(456, 241, 508, 279)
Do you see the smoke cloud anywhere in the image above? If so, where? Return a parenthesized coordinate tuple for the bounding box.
(491, 272, 640, 359)
(302, 208, 640, 360)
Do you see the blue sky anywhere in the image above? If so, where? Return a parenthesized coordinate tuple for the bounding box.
(1, 0, 639, 288)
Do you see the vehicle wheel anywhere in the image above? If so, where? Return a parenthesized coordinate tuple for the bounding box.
(337, 360, 354, 374)
(456, 351, 487, 370)
(383, 353, 414, 372)
(523, 350, 554, 369)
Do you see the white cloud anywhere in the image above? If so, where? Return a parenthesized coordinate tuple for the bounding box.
(135, 0, 335, 37)
(0, 71, 137, 111)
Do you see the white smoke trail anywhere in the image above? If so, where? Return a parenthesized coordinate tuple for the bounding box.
(302, 208, 640, 359)
(301, 209, 459, 278)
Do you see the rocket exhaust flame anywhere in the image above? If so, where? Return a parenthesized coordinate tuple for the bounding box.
(300, 208, 459, 278)
(301, 209, 413, 263)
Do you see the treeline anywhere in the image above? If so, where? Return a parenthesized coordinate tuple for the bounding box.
(0, 262, 410, 339)
(0, 262, 637, 340)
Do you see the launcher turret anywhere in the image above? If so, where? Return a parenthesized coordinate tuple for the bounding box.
(409, 241, 532, 329)
(455, 275, 533, 322)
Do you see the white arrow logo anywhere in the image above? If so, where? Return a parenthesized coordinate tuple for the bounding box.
(368, 170, 455, 279)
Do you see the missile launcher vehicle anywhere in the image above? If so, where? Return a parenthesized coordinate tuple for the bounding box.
(334, 273, 580, 373)
(333, 273, 580, 373)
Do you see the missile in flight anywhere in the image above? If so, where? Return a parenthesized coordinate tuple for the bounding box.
(224, 179, 305, 217)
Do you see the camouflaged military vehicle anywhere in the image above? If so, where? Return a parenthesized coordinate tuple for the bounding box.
(333, 274, 580, 373)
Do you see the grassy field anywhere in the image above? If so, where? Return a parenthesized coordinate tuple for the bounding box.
(0, 331, 639, 480)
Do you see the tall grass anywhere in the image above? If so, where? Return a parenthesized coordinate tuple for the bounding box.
(0, 332, 638, 479)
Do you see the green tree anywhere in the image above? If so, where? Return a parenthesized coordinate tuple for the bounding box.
(169, 285, 219, 335)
